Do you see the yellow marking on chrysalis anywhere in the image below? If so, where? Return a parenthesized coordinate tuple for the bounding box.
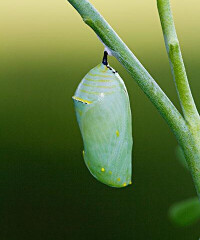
(72, 96, 92, 104)
(129, 181, 132, 185)
(109, 171, 112, 175)
(80, 89, 114, 95)
(83, 83, 116, 89)
(101, 168, 105, 172)
(117, 178, 121, 182)
(85, 77, 114, 83)
(82, 150, 85, 157)
(116, 130, 120, 137)
(88, 73, 114, 78)
(123, 183, 127, 187)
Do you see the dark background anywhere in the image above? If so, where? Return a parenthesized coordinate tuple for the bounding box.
(0, 0, 200, 239)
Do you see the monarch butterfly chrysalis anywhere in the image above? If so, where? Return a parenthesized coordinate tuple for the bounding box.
(72, 51, 133, 188)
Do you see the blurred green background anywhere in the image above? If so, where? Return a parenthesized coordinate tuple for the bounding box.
(0, 0, 200, 239)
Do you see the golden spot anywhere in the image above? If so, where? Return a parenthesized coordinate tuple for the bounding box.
(116, 130, 120, 137)
(129, 181, 132, 185)
(123, 183, 127, 187)
(82, 150, 85, 157)
(101, 168, 105, 172)
(117, 178, 121, 182)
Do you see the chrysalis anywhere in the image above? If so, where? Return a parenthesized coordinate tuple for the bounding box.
(72, 52, 133, 188)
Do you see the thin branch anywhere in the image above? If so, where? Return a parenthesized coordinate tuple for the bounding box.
(157, 0, 200, 199)
(157, 0, 200, 125)
(67, 0, 188, 142)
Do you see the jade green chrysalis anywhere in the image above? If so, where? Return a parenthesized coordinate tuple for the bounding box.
(72, 52, 133, 188)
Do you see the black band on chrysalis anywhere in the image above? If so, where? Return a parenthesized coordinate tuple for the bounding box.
(102, 51, 108, 65)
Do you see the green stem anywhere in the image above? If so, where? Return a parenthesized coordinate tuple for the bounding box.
(181, 132, 200, 199)
(157, 0, 200, 199)
(67, 0, 187, 141)
(157, 0, 200, 125)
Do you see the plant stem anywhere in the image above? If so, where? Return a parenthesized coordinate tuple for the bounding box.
(67, 0, 187, 141)
(157, 0, 200, 125)
(181, 133, 200, 199)
(157, 0, 200, 199)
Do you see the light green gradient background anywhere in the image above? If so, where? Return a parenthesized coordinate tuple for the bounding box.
(0, 0, 200, 239)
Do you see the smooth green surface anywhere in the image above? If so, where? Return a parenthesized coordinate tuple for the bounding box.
(169, 197, 200, 226)
(1, 0, 200, 239)
(73, 63, 132, 187)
